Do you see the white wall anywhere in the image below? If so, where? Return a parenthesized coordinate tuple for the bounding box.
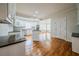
(0, 3, 7, 20)
(76, 4, 79, 24)
(51, 7, 77, 42)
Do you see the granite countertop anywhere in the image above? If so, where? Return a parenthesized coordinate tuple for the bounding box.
(72, 32, 79, 37)
(0, 36, 26, 48)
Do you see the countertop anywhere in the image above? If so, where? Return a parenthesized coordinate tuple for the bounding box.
(72, 32, 79, 37)
(0, 36, 26, 48)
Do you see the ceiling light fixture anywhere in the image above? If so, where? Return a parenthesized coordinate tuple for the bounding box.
(35, 11, 39, 14)
(33, 11, 38, 17)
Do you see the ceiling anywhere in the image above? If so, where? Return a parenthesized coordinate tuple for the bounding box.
(16, 3, 76, 19)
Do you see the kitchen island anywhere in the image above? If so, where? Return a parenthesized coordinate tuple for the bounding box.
(0, 36, 26, 56)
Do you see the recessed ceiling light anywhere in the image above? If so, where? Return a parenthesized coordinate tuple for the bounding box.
(35, 11, 38, 14)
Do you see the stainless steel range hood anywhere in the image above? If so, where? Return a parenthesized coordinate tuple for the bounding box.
(0, 17, 13, 24)
(7, 3, 21, 35)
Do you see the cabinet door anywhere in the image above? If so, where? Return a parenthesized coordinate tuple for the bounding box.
(0, 3, 8, 20)
(72, 37, 79, 53)
(8, 42, 25, 56)
(0, 46, 9, 56)
(0, 42, 25, 56)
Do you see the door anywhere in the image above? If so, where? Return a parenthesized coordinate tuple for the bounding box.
(60, 17, 66, 40)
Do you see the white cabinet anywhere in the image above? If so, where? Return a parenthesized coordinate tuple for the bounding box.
(0, 46, 9, 56)
(0, 42, 25, 56)
(72, 37, 79, 53)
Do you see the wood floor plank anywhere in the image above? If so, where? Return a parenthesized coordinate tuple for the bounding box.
(25, 36, 79, 56)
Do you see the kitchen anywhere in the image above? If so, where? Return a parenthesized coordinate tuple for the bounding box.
(0, 3, 79, 56)
(0, 3, 51, 56)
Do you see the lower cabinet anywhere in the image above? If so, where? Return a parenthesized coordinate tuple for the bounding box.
(0, 42, 25, 56)
(72, 37, 79, 53)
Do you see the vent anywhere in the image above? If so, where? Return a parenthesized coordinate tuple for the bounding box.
(0, 17, 13, 24)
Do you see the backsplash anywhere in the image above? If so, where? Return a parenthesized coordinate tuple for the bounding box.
(0, 23, 13, 36)
(73, 25, 79, 33)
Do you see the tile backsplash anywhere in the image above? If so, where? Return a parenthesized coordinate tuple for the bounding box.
(0, 23, 13, 36)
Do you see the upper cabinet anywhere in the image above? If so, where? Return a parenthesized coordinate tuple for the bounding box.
(0, 3, 16, 23)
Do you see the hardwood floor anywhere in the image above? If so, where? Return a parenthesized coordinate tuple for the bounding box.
(25, 36, 79, 56)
